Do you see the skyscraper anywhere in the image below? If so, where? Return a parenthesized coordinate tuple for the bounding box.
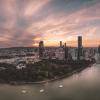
(39, 41, 44, 59)
(64, 43, 68, 60)
(98, 45, 100, 54)
(77, 36, 83, 60)
(60, 41, 62, 47)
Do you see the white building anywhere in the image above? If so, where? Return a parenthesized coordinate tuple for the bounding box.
(55, 48, 65, 60)
(94, 53, 100, 64)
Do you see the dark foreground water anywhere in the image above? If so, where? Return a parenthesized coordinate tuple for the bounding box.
(0, 64, 100, 100)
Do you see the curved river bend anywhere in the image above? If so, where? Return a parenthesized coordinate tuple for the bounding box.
(0, 64, 100, 100)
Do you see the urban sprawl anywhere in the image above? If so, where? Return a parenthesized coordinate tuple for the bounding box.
(0, 36, 100, 70)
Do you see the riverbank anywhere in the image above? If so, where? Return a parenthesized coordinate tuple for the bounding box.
(10, 67, 87, 85)
(0, 64, 99, 100)
(9, 63, 92, 85)
(0, 59, 95, 85)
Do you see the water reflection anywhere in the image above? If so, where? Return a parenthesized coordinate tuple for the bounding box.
(0, 64, 100, 100)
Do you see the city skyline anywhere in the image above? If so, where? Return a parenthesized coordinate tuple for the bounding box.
(0, 0, 100, 47)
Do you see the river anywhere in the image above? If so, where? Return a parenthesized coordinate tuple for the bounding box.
(0, 64, 100, 100)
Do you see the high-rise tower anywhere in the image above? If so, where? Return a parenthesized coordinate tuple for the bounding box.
(77, 36, 83, 60)
(64, 43, 68, 60)
(39, 41, 44, 59)
(60, 41, 62, 48)
(98, 45, 100, 54)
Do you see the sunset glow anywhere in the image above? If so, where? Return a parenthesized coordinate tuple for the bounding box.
(0, 0, 100, 47)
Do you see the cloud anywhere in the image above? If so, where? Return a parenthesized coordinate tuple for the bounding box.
(0, 0, 100, 47)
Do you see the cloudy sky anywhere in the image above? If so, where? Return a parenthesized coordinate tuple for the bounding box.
(0, 0, 100, 47)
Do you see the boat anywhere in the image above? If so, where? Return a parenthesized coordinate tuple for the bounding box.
(21, 90, 27, 93)
(40, 89, 44, 93)
(59, 85, 63, 88)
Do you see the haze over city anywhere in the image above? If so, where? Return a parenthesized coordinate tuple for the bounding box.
(0, 0, 100, 47)
(0, 1, 100, 100)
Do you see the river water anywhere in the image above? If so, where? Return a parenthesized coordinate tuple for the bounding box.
(0, 64, 100, 100)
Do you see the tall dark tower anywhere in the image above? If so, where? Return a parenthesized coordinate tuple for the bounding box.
(98, 45, 100, 54)
(77, 36, 83, 60)
(39, 41, 44, 59)
(64, 43, 68, 60)
(60, 41, 62, 47)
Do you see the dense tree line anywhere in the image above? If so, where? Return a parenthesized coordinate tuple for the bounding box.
(0, 59, 95, 84)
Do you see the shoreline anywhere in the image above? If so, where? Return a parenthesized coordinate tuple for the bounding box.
(0, 59, 95, 85)
(8, 64, 92, 85)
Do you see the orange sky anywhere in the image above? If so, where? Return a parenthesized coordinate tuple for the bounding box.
(0, 0, 100, 47)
